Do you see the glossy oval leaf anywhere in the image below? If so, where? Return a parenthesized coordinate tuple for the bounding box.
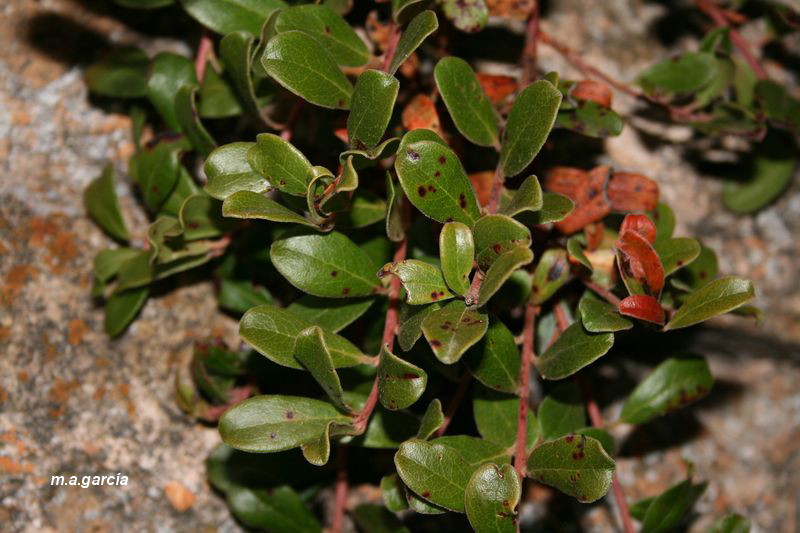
(465, 463, 520, 533)
(261, 31, 353, 109)
(500, 175, 543, 217)
(223, 191, 317, 228)
(275, 5, 369, 67)
(640, 479, 707, 533)
(240, 305, 368, 368)
(500, 80, 562, 177)
(394, 438, 473, 512)
(395, 139, 481, 225)
(473, 214, 531, 271)
(389, 10, 439, 75)
(439, 222, 475, 296)
(655, 237, 700, 276)
(271, 230, 380, 297)
(397, 302, 440, 352)
(417, 399, 445, 439)
(616, 229, 665, 297)
(477, 246, 534, 306)
(348, 70, 400, 150)
(381, 474, 410, 512)
(174, 85, 217, 155)
(378, 345, 428, 410)
(530, 249, 571, 305)
(422, 300, 488, 364)
(473, 387, 538, 448)
(526, 435, 615, 503)
(248, 133, 312, 197)
(723, 153, 796, 214)
(434, 57, 499, 147)
(84, 47, 149, 98)
(104, 286, 149, 337)
(578, 291, 632, 333)
(524, 192, 574, 225)
(538, 382, 586, 441)
(618, 294, 665, 325)
(638, 52, 717, 96)
(146, 52, 197, 132)
(180, 0, 286, 35)
(287, 295, 373, 333)
(665, 276, 755, 330)
(294, 326, 349, 411)
(537, 323, 614, 380)
(379, 259, 454, 305)
(205, 142, 269, 200)
(84, 165, 130, 242)
(464, 316, 520, 394)
(219, 394, 350, 453)
(219, 31, 262, 118)
(226, 485, 322, 533)
(619, 356, 713, 425)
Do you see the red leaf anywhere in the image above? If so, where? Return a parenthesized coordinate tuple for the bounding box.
(619, 214, 656, 245)
(570, 80, 613, 108)
(615, 230, 665, 296)
(476, 73, 518, 105)
(544, 166, 587, 197)
(607, 172, 659, 212)
(618, 295, 665, 325)
(553, 165, 612, 234)
(584, 221, 605, 251)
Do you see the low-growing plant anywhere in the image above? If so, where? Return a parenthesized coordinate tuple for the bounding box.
(84, 0, 764, 531)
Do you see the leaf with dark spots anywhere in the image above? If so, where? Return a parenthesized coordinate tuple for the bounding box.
(247, 134, 312, 197)
(394, 439, 474, 512)
(618, 295, 665, 325)
(620, 214, 657, 245)
(378, 345, 428, 410)
(473, 214, 531, 271)
(578, 291, 632, 333)
(397, 301, 441, 352)
(615, 229, 665, 297)
(465, 463, 521, 533)
(526, 435, 614, 502)
(204, 142, 269, 200)
(607, 172, 659, 212)
(655, 237, 701, 276)
(537, 323, 614, 380)
(379, 260, 454, 305)
(422, 300, 488, 364)
(549, 165, 611, 234)
(530, 249, 571, 305)
(619, 356, 713, 424)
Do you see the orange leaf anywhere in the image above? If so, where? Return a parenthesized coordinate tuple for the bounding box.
(619, 214, 656, 245)
(553, 165, 611, 234)
(607, 172, 659, 212)
(570, 80, 613, 108)
(476, 73, 518, 105)
(402, 94, 442, 135)
(469, 171, 494, 207)
(616, 230, 665, 296)
(486, 0, 536, 19)
(618, 294, 665, 325)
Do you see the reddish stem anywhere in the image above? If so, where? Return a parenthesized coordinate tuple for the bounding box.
(553, 302, 571, 332)
(696, 0, 767, 79)
(382, 24, 402, 73)
(582, 279, 622, 308)
(514, 303, 537, 478)
(580, 377, 635, 533)
(194, 31, 213, 82)
(436, 372, 471, 437)
(521, 0, 540, 84)
(331, 446, 348, 533)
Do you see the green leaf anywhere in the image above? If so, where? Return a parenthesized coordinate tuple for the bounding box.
(556, 101, 624, 138)
(174, 85, 217, 155)
(223, 191, 317, 228)
(219, 394, 351, 453)
(422, 300, 488, 364)
(708, 514, 751, 533)
(405, 487, 447, 514)
(526, 435, 615, 502)
(377, 345, 428, 410)
(574, 427, 615, 456)
(84, 165, 129, 242)
(530, 249, 570, 305)
(649, 203, 676, 246)
(379, 260, 454, 305)
(388, 10, 438, 75)
(655, 237, 700, 276)
(179, 193, 229, 240)
(261, 31, 353, 109)
(523, 192, 574, 225)
(566, 235, 592, 271)
(665, 276, 755, 330)
(439, 222, 474, 296)
(240, 305, 368, 368)
(220, 31, 262, 118)
(386, 175, 406, 243)
(464, 317, 519, 394)
(619, 356, 713, 425)
(301, 420, 333, 465)
(723, 153, 796, 214)
(135, 136, 187, 212)
(439, 0, 488, 33)
(395, 138, 481, 225)
(638, 52, 717, 96)
(477, 247, 533, 306)
(287, 295, 373, 333)
(275, 5, 369, 67)
(473, 214, 531, 271)
(640, 479, 707, 533)
(114, 0, 175, 9)
(381, 474, 410, 512)
(681, 244, 718, 289)
(338, 191, 387, 229)
(93, 248, 141, 290)
(465, 463, 520, 533)
(84, 47, 149, 98)
(500, 175, 543, 217)
(434, 57, 498, 147)
(218, 279, 273, 314)
(346, 407, 419, 449)
(205, 142, 269, 200)
(578, 291, 632, 333)
(473, 387, 538, 448)
(348, 70, 400, 149)
(394, 438, 473, 512)
(417, 399, 445, 439)
(500, 80, 562, 177)
(198, 64, 243, 118)
(248, 133, 312, 197)
(398, 302, 440, 352)
(180, 0, 286, 35)
(226, 485, 322, 533)
(352, 504, 411, 533)
(537, 323, 614, 380)
(294, 326, 350, 411)
(104, 286, 149, 337)
(391, 0, 433, 24)
(146, 52, 197, 132)
(433, 435, 510, 468)
(538, 382, 585, 440)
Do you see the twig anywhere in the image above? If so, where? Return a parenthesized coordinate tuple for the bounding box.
(514, 303, 538, 478)
(194, 31, 213, 82)
(331, 446, 348, 533)
(436, 372, 471, 437)
(696, 0, 767, 80)
(582, 279, 622, 308)
(579, 377, 635, 533)
(553, 301, 571, 332)
(382, 24, 402, 73)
